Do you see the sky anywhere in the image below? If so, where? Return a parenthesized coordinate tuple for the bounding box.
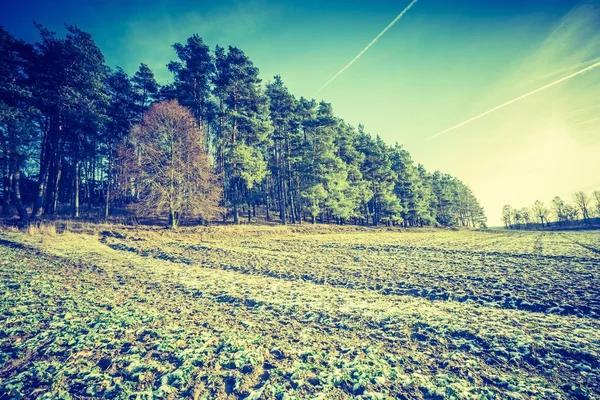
(3, 0, 600, 225)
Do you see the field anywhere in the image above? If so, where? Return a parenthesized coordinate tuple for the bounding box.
(1, 226, 599, 399)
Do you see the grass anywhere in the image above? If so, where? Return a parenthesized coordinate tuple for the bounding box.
(25, 222, 57, 236)
(0, 226, 599, 399)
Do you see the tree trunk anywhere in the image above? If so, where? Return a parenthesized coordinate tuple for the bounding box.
(289, 191, 296, 224)
(89, 141, 96, 210)
(44, 159, 57, 215)
(52, 163, 62, 214)
(10, 170, 28, 224)
(46, 133, 67, 215)
(293, 188, 301, 225)
(276, 144, 286, 225)
(73, 159, 80, 218)
(32, 115, 62, 220)
(233, 181, 239, 224)
(265, 179, 271, 220)
(1, 156, 10, 218)
(31, 161, 50, 220)
(169, 208, 178, 229)
(105, 151, 112, 220)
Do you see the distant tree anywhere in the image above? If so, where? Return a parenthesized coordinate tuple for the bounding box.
(520, 207, 531, 228)
(502, 205, 513, 228)
(117, 100, 221, 228)
(532, 200, 549, 228)
(563, 203, 579, 223)
(594, 191, 600, 217)
(551, 196, 568, 226)
(573, 191, 591, 225)
(513, 208, 523, 229)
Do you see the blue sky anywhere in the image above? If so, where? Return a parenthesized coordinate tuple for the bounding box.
(3, 0, 599, 224)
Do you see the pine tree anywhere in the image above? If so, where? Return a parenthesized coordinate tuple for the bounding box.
(168, 35, 215, 130)
(28, 25, 109, 218)
(104, 67, 136, 218)
(214, 45, 271, 223)
(131, 63, 159, 121)
(356, 129, 397, 226)
(266, 76, 301, 224)
(0, 26, 37, 222)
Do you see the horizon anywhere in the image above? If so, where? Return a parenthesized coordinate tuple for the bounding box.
(3, 0, 600, 224)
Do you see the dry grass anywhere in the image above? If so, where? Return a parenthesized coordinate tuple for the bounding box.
(24, 221, 57, 236)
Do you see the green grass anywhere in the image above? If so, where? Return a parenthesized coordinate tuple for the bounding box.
(0, 227, 599, 399)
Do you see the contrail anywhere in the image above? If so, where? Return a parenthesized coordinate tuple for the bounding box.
(572, 116, 600, 126)
(513, 56, 600, 89)
(568, 102, 600, 115)
(316, 0, 419, 93)
(429, 59, 600, 139)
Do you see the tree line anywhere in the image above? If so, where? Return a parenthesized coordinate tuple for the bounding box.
(502, 191, 600, 229)
(0, 25, 487, 228)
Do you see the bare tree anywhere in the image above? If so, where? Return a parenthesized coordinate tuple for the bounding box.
(564, 203, 579, 224)
(551, 196, 568, 226)
(520, 207, 531, 228)
(117, 100, 222, 228)
(513, 209, 523, 229)
(502, 205, 513, 229)
(592, 190, 600, 218)
(573, 191, 591, 225)
(531, 200, 549, 228)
